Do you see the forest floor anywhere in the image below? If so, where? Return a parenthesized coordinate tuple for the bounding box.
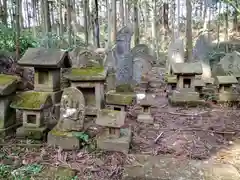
(1, 67, 240, 179)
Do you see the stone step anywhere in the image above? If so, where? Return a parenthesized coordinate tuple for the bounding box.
(122, 154, 240, 180)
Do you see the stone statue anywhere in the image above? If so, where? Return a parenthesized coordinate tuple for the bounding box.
(56, 87, 85, 132)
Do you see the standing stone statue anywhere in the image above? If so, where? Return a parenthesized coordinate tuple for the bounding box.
(56, 87, 85, 132)
(167, 38, 185, 74)
(193, 33, 212, 80)
(131, 44, 149, 54)
(132, 52, 153, 84)
(113, 26, 134, 91)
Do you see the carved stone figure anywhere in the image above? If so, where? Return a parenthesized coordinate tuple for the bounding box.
(56, 87, 85, 132)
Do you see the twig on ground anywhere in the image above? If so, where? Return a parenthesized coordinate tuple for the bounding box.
(154, 131, 164, 143)
(157, 128, 235, 135)
(168, 109, 222, 116)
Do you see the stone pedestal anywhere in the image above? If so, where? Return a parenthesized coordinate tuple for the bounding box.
(97, 128, 131, 154)
(47, 128, 81, 150)
(16, 126, 48, 140)
(137, 114, 154, 124)
(96, 109, 131, 153)
(169, 90, 205, 106)
(106, 90, 136, 111)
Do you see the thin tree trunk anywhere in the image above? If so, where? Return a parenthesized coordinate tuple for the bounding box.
(133, 0, 139, 45)
(15, 0, 20, 59)
(94, 0, 100, 47)
(186, 0, 193, 61)
(67, 0, 72, 47)
(111, 0, 116, 43)
(84, 0, 89, 46)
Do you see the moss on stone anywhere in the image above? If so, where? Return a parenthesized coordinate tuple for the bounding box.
(100, 109, 120, 117)
(0, 74, 18, 86)
(50, 129, 73, 137)
(11, 91, 51, 110)
(65, 67, 107, 81)
(116, 84, 134, 92)
(106, 90, 136, 105)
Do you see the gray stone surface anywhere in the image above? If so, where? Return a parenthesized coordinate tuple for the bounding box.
(18, 47, 71, 68)
(113, 26, 134, 89)
(193, 33, 212, 80)
(56, 87, 85, 131)
(131, 44, 149, 54)
(167, 38, 185, 74)
(123, 154, 240, 180)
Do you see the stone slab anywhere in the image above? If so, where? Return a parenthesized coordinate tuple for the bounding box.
(123, 154, 240, 180)
(47, 128, 80, 150)
(106, 90, 136, 106)
(16, 126, 48, 140)
(137, 114, 154, 124)
(169, 90, 205, 107)
(97, 128, 131, 154)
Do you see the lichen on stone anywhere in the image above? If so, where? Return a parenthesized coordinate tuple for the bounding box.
(0, 74, 19, 86)
(64, 66, 107, 81)
(100, 109, 119, 117)
(106, 90, 136, 105)
(10, 91, 52, 110)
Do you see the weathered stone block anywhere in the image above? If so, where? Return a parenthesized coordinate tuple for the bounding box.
(47, 128, 81, 150)
(16, 126, 48, 140)
(0, 123, 20, 138)
(96, 109, 126, 128)
(137, 114, 154, 124)
(218, 92, 239, 102)
(97, 128, 131, 154)
(49, 90, 63, 104)
(169, 90, 205, 106)
(0, 95, 16, 129)
(106, 90, 136, 106)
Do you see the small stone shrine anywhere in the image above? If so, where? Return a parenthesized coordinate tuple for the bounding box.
(169, 62, 204, 105)
(17, 47, 71, 119)
(0, 74, 19, 137)
(96, 109, 131, 153)
(10, 91, 52, 140)
(48, 87, 86, 150)
(137, 94, 155, 124)
(215, 76, 238, 102)
(64, 50, 106, 115)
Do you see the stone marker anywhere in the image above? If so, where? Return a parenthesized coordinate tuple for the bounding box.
(215, 75, 238, 102)
(95, 109, 131, 154)
(169, 62, 205, 106)
(131, 44, 149, 54)
(0, 74, 19, 137)
(48, 87, 86, 150)
(10, 91, 53, 140)
(137, 94, 155, 124)
(166, 38, 185, 74)
(193, 33, 212, 80)
(132, 52, 153, 85)
(217, 51, 240, 76)
(69, 48, 103, 68)
(106, 26, 136, 111)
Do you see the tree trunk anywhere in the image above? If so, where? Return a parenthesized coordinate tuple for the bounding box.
(120, 0, 124, 26)
(111, 0, 116, 43)
(2, 0, 7, 26)
(133, 0, 139, 45)
(84, 0, 89, 46)
(66, 0, 72, 47)
(186, 0, 193, 61)
(94, 0, 100, 47)
(15, 0, 20, 59)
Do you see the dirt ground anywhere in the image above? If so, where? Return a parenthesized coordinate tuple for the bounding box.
(1, 67, 240, 179)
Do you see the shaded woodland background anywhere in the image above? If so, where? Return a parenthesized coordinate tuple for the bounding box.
(0, 0, 239, 64)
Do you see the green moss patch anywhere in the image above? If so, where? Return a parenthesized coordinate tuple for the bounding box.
(11, 91, 51, 110)
(0, 74, 18, 86)
(64, 67, 107, 81)
(106, 90, 136, 105)
(100, 109, 120, 117)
